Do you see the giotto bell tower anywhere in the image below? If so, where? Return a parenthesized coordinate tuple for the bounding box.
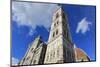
(44, 6, 75, 64)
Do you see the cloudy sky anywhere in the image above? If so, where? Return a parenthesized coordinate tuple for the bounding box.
(11, 1, 96, 65)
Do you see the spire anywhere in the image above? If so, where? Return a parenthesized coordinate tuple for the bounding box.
(56, 4, 64, 14)
(37, 35, 41, 39)
(32, 35, 42, 44)
(73, 43, 77, 49)
(35, 35, 42, 40)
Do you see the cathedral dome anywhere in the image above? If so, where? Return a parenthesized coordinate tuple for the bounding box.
(74, 48, 90, 62)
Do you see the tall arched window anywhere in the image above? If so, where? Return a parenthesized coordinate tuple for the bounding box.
(31, 48, 34, 53)
(46, 55, 49, 61)
(53, 51, 55, 57)
(52, 32, 55, 37)
(57, 20, 59, 25)
(26, 56, 30, 60)
(56, 29, 58, 35)
(57, 49, 59, 57)
(54, 22, 56, 27)
(56, 13, 59, 19)
(33, 60, 36, 64)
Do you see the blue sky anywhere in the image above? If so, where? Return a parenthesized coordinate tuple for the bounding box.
(12, 1, 96, 64)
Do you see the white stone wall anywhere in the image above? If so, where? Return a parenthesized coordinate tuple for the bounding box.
(44, 8, 66, 64)
(44, 35, 64, 64)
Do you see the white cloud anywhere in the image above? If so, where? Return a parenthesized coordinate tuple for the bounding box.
(12, 1, 59, 36)
(76, 17, 92, 34)
(12, 57, 19, 65)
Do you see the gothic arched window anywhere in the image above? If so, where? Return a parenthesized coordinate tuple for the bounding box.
(57, 49, 59, 57)
(33, 60, 36, 64)
(57, 20, 59, 25)
(52, 32, 55, 37)
(46, 55, 49, 61)
(31, 48, 34, 53)
(26, 56, 30, 60)
(53, 52, 55, 57)
(56, 29, 58, 35)
(56, 13, 59, 19)
(54, 23, 56, 27)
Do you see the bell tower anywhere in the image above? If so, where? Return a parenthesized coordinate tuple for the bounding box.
(44, 6, 75, 64)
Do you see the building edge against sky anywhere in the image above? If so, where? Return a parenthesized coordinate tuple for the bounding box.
(16, 5, 91, 66)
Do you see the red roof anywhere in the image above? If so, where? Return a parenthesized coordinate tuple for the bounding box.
(75, 48, 90, 62)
